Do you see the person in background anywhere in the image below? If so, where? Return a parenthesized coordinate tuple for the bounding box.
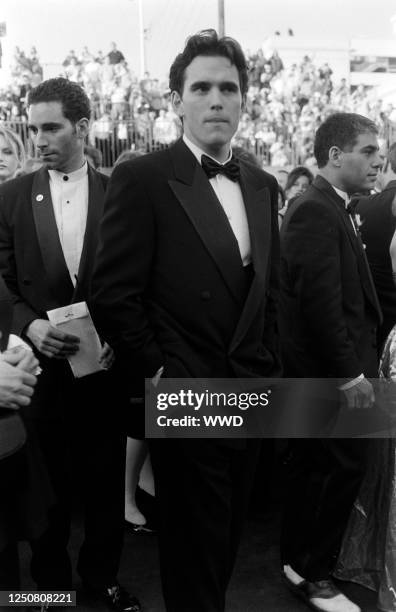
(22, 157, 43, 175)
(0, 77, 140, 612)
(280, 112, 382, 612)
(278, 165, 313, 226)
(84, 144, 103, 170)
(284, 165, 314, 202)
(113, 147, 157, 533)
(353, 141, 396, 354)
(0, 126, 26, 184)
(0, 272, 50, 591)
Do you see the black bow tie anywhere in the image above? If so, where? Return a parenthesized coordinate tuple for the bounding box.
(201, 154, 240, 182)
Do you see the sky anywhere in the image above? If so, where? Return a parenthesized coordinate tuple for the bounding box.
(1, 0, 396, 81)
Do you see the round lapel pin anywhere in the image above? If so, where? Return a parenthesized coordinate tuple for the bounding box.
(35, 194, 44, 202)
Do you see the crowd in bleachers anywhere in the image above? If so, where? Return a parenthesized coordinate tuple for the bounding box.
(1, 42, 396, 166)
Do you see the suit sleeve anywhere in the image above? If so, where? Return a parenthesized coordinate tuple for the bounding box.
(0, 192, 39, 336)
(90, 161, 164, 379)
(281, 198, 362, 378)
(262, 174, 282, 376)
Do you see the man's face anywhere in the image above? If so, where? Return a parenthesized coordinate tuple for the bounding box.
(172, 55, 244, 161)
(338, 131, 381, 194)
(28, 101, 87, 173)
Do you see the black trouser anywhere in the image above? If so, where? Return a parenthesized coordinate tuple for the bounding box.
(0, 450, 25, 589)
(281, 438, 367, 581)
(150, 438, 261, 612)
(26, 365, 126, 589)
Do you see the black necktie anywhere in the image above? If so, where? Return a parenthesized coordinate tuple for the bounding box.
(346, 201, 359, 232)
(201, 154, 240, 182)
(346, 202, 355, 216)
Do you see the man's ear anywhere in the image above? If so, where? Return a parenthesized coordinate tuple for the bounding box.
(75, 118, 90, 139)
(329, 145, 343, 167)
(171, 91, 184, 119)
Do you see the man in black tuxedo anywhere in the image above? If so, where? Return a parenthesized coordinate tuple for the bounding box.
(280, 113, 382, 612)
(354, 141, 396, 353)
(0, 78, 140, 611)
(91, 29, 281, 612)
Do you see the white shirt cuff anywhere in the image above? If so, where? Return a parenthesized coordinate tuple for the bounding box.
(338, 373, 364, 391)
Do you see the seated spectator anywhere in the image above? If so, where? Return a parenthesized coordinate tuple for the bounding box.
(108, 42, 125, 65)
(62, 49, 80, 67)
(270, 50, 284, 75)
(153, 109, 178, 145)
(64, 57, 81, 83)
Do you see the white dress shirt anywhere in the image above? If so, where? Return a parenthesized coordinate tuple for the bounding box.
(183, 135, 251, 266)
(48, 162, 89, 286)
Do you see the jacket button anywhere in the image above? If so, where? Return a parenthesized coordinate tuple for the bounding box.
(201, 290, 211, 300)
(22, 278, 31, 285)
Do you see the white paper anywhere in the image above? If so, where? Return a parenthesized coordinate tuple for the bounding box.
(47, 301, 104, 378)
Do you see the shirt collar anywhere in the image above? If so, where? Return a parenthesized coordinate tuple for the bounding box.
(332, 185, 351, 207)
(183, 134, 232, 166)
(48, 161, 88, 184)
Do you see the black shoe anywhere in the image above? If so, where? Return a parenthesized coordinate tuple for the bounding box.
(83, 582, 141, 611)
(282, 572, 360, 612)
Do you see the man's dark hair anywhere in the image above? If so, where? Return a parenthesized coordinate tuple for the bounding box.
(169, 29, 248, 97)
(28, 77, 91, 123)
(388, 141, 396, 173)
(314, 112, 378, 168)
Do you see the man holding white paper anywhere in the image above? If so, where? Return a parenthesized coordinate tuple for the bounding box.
(0, 78, 140, 611)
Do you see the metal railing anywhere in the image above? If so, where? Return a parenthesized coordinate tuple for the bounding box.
(3, 118, 395, 169)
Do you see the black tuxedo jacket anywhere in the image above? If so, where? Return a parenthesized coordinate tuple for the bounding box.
(0, 165, 107, 336)
(355, 180, 396, 348)
(280, 174, 382, 379)
(91, 139, 281, 382)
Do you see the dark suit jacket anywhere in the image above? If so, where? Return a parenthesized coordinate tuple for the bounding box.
(280, 174, 382, 379)
(0, 274, 26, 461)
(0, 166, 108, 418)
(91, 139, 281, 382)
(0, 165, 107, 336)
(355, 180, 396, 349)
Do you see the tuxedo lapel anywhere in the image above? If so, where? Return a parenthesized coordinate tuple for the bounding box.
(74, 167, 105, 302)
(31, 168, 74, 305)
(168, 140, 246, 307)
(229, 165, 272, 352)
(313, 176, 382, 321)
(240, 164, 271, 281)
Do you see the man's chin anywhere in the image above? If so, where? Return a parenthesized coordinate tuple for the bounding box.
(40, 158, 57, 169)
